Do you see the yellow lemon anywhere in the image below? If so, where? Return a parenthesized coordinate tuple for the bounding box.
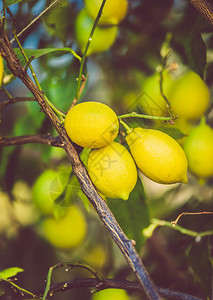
(183, 119, 213, 179)
(0, 55, 4, 86)
(139, 71, 175, 117)
(87, 141, 137, 200)
(126, 127, 188, 184)
(42, 206, 87, 249)
(75, 9, 118, 55)
(169, 71, 210, 121)
(85, 0, 128, 25)
(65, 101, 119, 148)
(92, 288, 130, 300)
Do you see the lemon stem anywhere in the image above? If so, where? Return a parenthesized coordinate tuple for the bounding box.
(75, 0, 107, 100)
(118, 112, 173, 121)
(119, 119, 132, 134)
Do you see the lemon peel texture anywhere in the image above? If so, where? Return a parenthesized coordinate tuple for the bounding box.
(126, 127, 188, 184)
(87, 141, 137, 200)
(65, 101, 119, 149)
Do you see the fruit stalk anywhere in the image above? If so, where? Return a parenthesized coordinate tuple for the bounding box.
(0, 20, 162, 300)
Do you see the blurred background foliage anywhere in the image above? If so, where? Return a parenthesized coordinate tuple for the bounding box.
(0, 0, 213, 299)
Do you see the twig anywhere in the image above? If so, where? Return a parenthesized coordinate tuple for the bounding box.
(0, 96, 35, 111)
(188, 0, 213, 26)
(71, 75, 86, 108)
(118, 112, 173, 121)
(171, 211, 213, 226)
(10, 0, 60, 44)
(0, 134, 63, 147)
(0, 17, 161, 300)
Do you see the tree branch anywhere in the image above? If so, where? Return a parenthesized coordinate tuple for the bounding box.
(188, 0, 213, 26)
(0, 134, 62, 147)
(0, 96, 36, 111)
(0, 21, 161, 300)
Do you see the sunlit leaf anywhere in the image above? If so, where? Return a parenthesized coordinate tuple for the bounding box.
(4, 0, 23, 7)
(108, 178, 150, 251)
(156, 126, 186, 140)
(0, 267, 24, 280)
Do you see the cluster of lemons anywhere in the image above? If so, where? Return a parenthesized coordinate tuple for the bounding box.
(75, 0, 128, 55)
(139, 69, 213, 181)
(65, 101, 188, 200)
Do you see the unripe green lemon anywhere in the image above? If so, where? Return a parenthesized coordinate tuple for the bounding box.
(169, 71, 210, 121)
(0, 55, 4, 86)
(75, 9, 118, 55)
(65, 102, 119, 148)
(32, 169, 58, 215)
(126, 127, 188, 184)
(92, 288, 130, 300)
(87, 141, 137, 200)
(183, 119, 213, 179)
(140, 72, 175, 117)
(85, 0, 128, 25)
(42, 206, 87, 249)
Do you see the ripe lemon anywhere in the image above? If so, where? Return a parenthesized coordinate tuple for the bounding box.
(87, 141, 137, 200)
(139, 71, 175, 117)
(126, 127, 188, 184)
(0, 55, 4, 86)
(85, 0, 128, 25)
(169, 71, 210, 121)
(42, 206, 87, 249)
(92, 288, 130, 300)
(183, 119, 213, 179)
(65, 101, 119, 148)
(75, 9, 118, 55)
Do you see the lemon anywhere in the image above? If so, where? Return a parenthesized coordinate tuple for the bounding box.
(75, 9, 118, 55)
(126, 127, 188, 184)
(85, 0, 128, 25)
(183, 119, 213, 179)
(65, 101, 119, 148)
(169, 71, 210, 121)
(140, 71, 175, 117)
(87, 141, 137, 200)
(42, 206, 87, 249)
(92, 288, 130, 300)
(0, 55, 4, 86)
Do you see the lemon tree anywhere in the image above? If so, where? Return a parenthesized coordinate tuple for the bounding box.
(126, 127, 188, 184)
(183, 119, 213, 179)
(169, 70, 210, 121)
(65, 101, 119, 148)
(87, 141, 137, 200)
(92, 288, 130, 300)
(75, 9, 118, 55)
(85, 0, 128, 25)
(41, 205, 87, 249)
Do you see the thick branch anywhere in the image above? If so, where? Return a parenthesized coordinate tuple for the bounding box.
(189, 0, 213, 26)
(0, 96, 35, 111)
(0, 134, 62, 147)
(0, 21, 161, 300)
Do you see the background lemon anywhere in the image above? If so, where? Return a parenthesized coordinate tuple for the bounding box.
(75, 9, 118, 55)
(65, 101, 119, 148)
(87, 141, 137, 200)
(183, 119, 213, 179)
(41, 205, 87, 249)
(139, 71, 175, 117)
(126, 127, 188, 184)
(85, 0, 128, 25)
(0, 55, 4, 86)
(169, 70, 210, 121)
(92, 288, 130, 300)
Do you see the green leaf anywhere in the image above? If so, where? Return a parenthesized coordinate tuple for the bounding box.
(185, 32, 206, 78)
(0, 267, 24, 280)
(108, 178, 150, 252)
(188, 237, 213, 298)
(4, 0, 23, 7)
(156, 126, 186, 140)
(14, 47, 81, 67)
